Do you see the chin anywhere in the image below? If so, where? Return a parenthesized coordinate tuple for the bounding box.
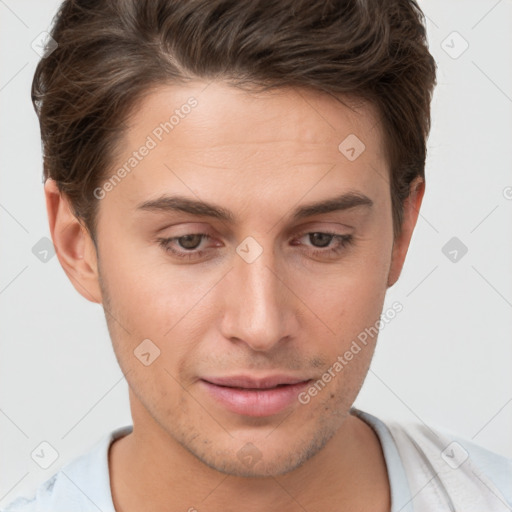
(187, 423, 336, 478)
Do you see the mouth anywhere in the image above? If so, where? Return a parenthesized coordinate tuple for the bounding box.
(199, 375, 313, 417)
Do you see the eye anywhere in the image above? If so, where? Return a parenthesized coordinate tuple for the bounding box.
(157, 233, 213, 260)
(172, 234, 204, 250)
(292, 231, 354, 258)
(156, 231, 354, 262)
(306, 232, 336, 248)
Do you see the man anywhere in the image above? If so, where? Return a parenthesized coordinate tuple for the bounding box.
(3, 0, 511, 511)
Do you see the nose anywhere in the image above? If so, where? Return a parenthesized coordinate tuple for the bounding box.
(219, 241, 297, 352)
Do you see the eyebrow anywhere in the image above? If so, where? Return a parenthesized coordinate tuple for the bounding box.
(136, 191, 373, 222)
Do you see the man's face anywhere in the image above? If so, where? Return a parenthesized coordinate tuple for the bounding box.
(93, 81, 395, 477)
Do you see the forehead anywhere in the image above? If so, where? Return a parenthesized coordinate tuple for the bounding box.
(124, 81, 384, 155)
(104, 81, 389, 215)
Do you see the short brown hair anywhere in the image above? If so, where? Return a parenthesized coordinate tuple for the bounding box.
(32, 0, 437, 242)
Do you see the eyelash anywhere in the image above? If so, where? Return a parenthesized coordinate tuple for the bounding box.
(156, 231, 354, 261)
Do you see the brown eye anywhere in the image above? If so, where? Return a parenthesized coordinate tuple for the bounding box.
(177, 234, 204, 250)
(157, 233, 213, 261)
(308, 232, 334, 248)
(291, 231, 354, 260)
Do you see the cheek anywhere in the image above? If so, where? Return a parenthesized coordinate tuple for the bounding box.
(296, 249, 390, 332)
(98, 236, 209, 332)
(98, 243, 221, 387)
(296, 275, 386, 410)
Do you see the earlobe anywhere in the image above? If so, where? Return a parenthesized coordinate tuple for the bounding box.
(387, 177, 425, 288)
(44, 178, 102, 304)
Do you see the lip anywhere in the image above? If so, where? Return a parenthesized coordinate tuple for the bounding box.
(199, 375, 313, 417)
(202, 374, 309, 389)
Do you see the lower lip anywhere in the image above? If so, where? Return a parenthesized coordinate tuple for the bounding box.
(199, 379, 312, 417)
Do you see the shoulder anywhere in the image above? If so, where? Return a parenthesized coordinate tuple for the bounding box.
(1, 425, 132, 512)
(383, 416, 512, 511)
(0, 473, 57, 512)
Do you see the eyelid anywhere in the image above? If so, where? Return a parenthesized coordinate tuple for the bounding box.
(155, 218, 354, 236)
(156, 222, 354, 243)
(291, 220, 355, 233)
(155, 222, 215, 235)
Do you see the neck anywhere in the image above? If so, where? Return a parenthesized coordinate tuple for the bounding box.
(108, 411, 390, 512)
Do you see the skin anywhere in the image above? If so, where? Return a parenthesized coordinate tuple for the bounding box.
(45, 80, 424, 511)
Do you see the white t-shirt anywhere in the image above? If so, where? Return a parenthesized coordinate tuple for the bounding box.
(2, 408, 511, 511)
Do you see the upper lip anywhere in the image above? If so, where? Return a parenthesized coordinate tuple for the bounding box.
(201, 375, 312, 389)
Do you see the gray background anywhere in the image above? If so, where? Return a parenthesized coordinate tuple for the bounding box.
(1, 0, 511, 504)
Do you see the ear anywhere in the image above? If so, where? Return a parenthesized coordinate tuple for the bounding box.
(387, 176, 425, 287)
(44, 178, 102, 304)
